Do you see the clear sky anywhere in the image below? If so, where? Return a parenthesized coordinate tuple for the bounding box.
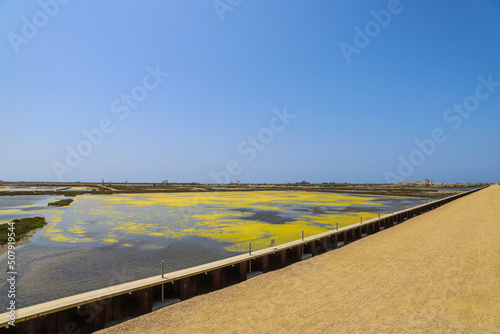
(1, 0, 499, 183)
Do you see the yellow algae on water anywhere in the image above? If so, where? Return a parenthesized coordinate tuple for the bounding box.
(18, 191, 389, 249)
(0, 209, 22, 224)
(102, 238, 118, 243)
(303, 211, 380, 229)
(49, 234, 93, 243)
(200, 220, 331, 253)
(111, 221, 153, 235)
(185, 211, 375, 252)
(67, 222, 87, 236)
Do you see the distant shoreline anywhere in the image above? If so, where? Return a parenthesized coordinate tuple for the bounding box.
(0, 181, 489, 199)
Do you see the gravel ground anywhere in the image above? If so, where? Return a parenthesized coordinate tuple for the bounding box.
(97, 185, 500, 334)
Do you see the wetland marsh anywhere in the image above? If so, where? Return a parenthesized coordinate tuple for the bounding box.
(0, 190, 431, 307)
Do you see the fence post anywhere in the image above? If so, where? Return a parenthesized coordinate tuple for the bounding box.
(161, 260, 165, 301)
(248, 243, 252, 273)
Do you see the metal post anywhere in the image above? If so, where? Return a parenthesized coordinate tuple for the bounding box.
(360, 217, 362, 224)
(378, 212, 380, 218)
(161, 284, 164, 302)
(161, 260, 164, 278)
(249, 242, 251, 255)
(336, 222, 338, 231)
(301, 230, 305, 256)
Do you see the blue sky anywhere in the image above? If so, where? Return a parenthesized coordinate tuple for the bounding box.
(1, 0, 499, 183)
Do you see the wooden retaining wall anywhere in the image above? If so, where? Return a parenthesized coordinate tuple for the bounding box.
(0, 188, 484, 334)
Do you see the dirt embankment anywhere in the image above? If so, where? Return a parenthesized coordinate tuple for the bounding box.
(97, 185, 500, 334)
(0, 226, 43, 256)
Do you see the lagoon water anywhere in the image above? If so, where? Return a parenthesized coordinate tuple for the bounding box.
(0, 191, 430, 307)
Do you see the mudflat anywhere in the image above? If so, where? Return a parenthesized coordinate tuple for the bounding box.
(97, 185, 500, 334)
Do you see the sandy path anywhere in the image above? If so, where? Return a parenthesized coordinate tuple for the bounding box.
(97, 186, 500, 334)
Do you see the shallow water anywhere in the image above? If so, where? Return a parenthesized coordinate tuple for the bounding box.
(0, 195, 63, 223)
(0, 191, 430, 308)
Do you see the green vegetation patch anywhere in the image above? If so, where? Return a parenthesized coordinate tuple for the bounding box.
(0, 217, 47, 244)
(48, 198, 74, 207)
